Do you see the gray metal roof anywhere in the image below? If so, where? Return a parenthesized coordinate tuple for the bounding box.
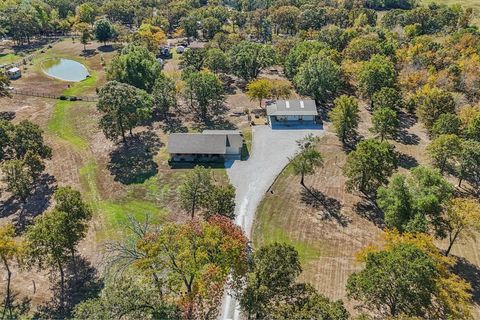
(266, 100, 318, 116)
(202, 130, 243, 149)
(168, 133, 226, 154)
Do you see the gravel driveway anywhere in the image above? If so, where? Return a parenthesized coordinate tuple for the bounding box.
(221, 124, 323, 320)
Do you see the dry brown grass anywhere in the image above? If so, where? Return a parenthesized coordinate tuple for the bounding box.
(253, 103, 480, 317)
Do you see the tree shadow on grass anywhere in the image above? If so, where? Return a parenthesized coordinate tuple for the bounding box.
(97, 44, 116, 52)
(36, 256, 103, 319)
(160, 115, 188, 133)
(300, 187, 350, 227)
(0, 173, 56, 232)
(453, 256, 480, 306)
(108, 131, 162, 185)
(394, 111, 420, 145)
(354, 198, 385, 228)
(394, 130, 420, 145)
(396, 152, 419, 170)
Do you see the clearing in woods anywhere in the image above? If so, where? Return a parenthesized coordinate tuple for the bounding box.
(253, 104, 480, 316)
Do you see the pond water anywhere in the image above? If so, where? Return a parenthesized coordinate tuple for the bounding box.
(42, 58, 90, 82)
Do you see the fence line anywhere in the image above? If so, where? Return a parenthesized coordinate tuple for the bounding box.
(11, 89, 98, 102)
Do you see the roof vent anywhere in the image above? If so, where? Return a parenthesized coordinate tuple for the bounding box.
(300, 101, 304, 108)
(285, 101, 290, 109)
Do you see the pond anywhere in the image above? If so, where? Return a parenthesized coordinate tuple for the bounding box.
(42, 58, 90, 82)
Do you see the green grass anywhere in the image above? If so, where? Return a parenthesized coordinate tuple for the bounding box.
(47, 73, 97, 150)
(79, 160, 167, 237)
(0, 53, 20, 65)
(253, 164, 323, 265)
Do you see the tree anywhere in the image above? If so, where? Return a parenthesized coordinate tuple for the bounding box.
(270, 6, 300, 35)
(377, 166, 454, 235)
(151, 75, 176, 116)
(134, 23, 166, 52)
(204, 184, 236, 220)
(240, 243, 301, 319)
(76, 22, 92, 51)
(239, 242, 348, 320)
(0, 74, 11, 99)
(246, 79, 271, 109)
(358, 55, 396, 105)
(107, 44, 162, 93)
(0, 120, 13, 161)
(294, 53, 343, 103)
(372, 87, 403, 111)
(347, 242, 439, 318)
(290, 135, 323, 189)
(26, 209, 82, 312)
(344, 37, 383, 62)
(431, 113, 461, 137)
(0, 223, 23, 319)
(93, 19, 114, 46)
(228, 41, 276, 81)
(457, 139, 480, 187)
(377, 173, 413, 232)
(179, 166, 212, 218)
(268, 285, 348, 320)
(75, 3, 97, 25)
(205, 48, 229, 74)
(269, 79, 292, 100)
(53, 186, 92, 271)
(97, 81, 152, 143)
(103, 0, 135, 26)
(427, 134, 462, 174)
(343, 139, 397, 196)
(348, 230, 472, 319)
(284, 41, 331, 79)
(201, 17, 221, 40)
(465, 113, 480, 141)
(1, 160, 33, 205)
(329, 95, 360, 144)
(183, 71, 224, 121)
(180, 48, 207, 72)
(414, 86, 456, 132)
(11, 120, 51, 160)
(443, 198, 480, 256)
(74, 273, 181, 319)
(137, 217, 249, 318)
(370, 107, 399, 141)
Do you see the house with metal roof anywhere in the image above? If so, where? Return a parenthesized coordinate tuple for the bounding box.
(266, 99, 318, 127)
(168, 130, 243, 163)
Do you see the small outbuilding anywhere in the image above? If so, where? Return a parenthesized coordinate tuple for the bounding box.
(266, 99, 318, 127)
(6, 67, 21, 80)
(168, 130, 243, 163)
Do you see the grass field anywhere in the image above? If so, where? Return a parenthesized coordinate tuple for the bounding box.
(0, 53, 19, 64)
(253, 109, 480, 315)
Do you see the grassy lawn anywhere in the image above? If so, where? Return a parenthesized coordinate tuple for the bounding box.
(253, 165, 324, 264)
(0, 53, 20, 65)
(47, 75, 97, 150)
(252, 133, 383, 304)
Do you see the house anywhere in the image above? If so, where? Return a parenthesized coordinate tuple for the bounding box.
(168, 130, 243, 162)
(266, 99, 318, 127)
(6, 67, 21, 80)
